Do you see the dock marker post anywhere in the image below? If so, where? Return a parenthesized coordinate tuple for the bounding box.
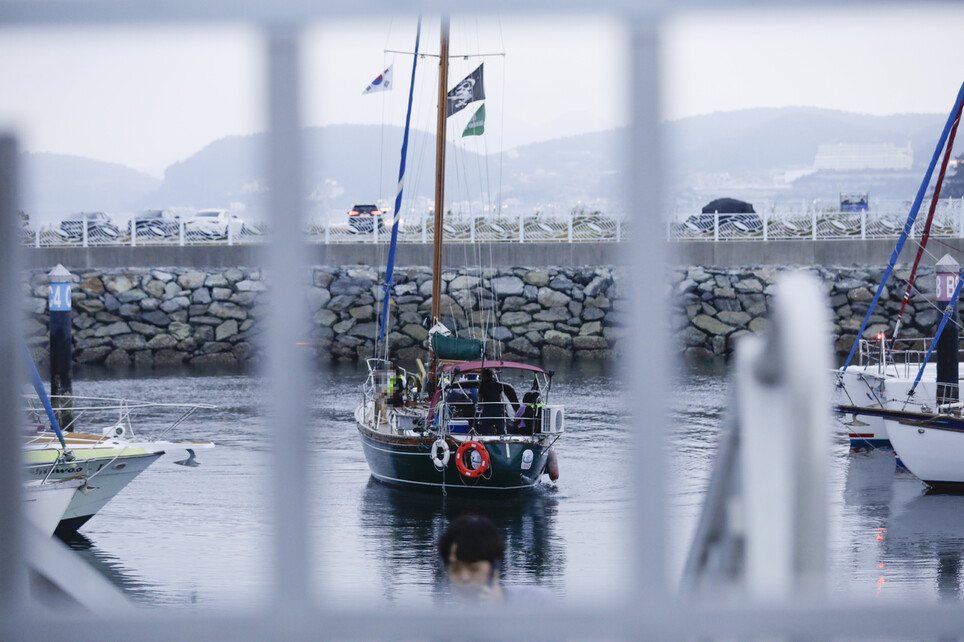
(48, 264, 73, 431)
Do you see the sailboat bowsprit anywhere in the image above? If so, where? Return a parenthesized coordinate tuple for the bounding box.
(354, 17, 565, 494)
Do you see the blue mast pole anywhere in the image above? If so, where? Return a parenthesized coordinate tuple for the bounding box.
(378, 17, 422, 351)
(841, 81, 964, 374)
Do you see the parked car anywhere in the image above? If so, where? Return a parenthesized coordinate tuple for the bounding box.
(684, 198, 763, 233)
(348, 204, 385, 234)
(59, 212, 119, 241)
(134, 209, 180, 238)
(184, 209, 244, 239)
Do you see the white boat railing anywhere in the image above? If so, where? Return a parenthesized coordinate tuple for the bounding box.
(21, 394, 215, 443)
(856, 336, 964, 379)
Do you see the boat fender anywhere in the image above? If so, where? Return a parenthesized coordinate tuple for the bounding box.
(430, 438, 450, 468)
(455, 440, 490, 478)
(546, 448, 559, 481)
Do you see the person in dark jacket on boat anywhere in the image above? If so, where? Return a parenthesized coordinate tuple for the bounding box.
(477, 369, 518, 435)
(439, 514, 553, 604)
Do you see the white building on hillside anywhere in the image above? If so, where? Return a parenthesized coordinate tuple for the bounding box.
(813, 141, 913, 170)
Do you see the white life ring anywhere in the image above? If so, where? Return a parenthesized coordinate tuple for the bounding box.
(430, 438, 450, 469)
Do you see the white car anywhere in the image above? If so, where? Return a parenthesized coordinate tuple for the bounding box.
(184, 209, 245, 239)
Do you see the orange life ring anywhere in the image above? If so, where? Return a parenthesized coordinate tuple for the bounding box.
(455, 440, 490, 478)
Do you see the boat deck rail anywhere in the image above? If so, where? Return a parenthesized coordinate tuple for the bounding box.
(856, 336, 964, 378)
(22, 394, 216, 443)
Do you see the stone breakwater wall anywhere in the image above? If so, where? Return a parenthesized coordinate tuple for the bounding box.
(671, 265, 940, 359)
(23, 265, 624, 369)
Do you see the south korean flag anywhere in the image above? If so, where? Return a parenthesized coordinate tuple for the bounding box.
(363, 65, 393, 94)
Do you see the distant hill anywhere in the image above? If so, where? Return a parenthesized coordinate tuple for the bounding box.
(21, 152, 160, 223)
(18, 107, 956, 223)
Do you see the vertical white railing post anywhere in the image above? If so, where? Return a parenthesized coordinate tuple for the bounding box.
(82, 218, 88, 247)
(519, 213, 524, 242)
(130, 219, 136, 247)
(324, 218, 330, 244)
(568, 213, 574, 243)
(34, 226, 39, 248)
(763, 212, 768, 241)
(470, 214, 476, 243)
(861, 209, 866, 240)
(0, 135, 27, 615)
(627, 19, 667, 605)
(713, 211, 719, 242)
(617, 217, 621, 242)
(179, 220, 185, 246)
(264, 25, 311, 612)
(227, 221, 233, 246)
(421, 210, 427, 243)
(811, 209, 817, 240)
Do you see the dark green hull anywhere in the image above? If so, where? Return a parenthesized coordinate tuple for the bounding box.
(357, 423, 551, 494)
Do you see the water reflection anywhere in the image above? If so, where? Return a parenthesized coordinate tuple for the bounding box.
(886, 493, 964, 602)
(56, 532, 158, 605)
(358, 479, 563, 603)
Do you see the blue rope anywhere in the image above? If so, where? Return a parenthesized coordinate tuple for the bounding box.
(842, 81, 964, 374)
(378, 17, 422, 347)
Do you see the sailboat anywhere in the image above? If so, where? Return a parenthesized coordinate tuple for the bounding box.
(835, 80, 964, 450)
(354, 17, 564, 494)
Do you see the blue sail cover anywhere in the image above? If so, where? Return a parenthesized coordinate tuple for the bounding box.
(378, 18, 422, 348)
(841, 81, 964, 374)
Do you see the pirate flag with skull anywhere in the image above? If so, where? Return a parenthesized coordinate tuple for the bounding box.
(446, 64, 485, 117)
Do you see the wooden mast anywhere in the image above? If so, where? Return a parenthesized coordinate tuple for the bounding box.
(430, 15, 450, 383)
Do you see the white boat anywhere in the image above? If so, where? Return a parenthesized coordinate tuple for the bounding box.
(22, 478, 84, 536)
(22, 395, 215, 533)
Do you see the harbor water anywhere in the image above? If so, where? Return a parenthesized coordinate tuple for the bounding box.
(57, 360, 964, 608)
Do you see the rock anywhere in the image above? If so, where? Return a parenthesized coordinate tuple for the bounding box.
(306, 287, 331, 312)
(77, 299, 105, 313)
(507, 337, 539, 357)
(216, 319, 239, 341)
(147, 334, 178, 350)
(491, 276, 525, 298)
(160, 296, 190, 313)
(224, 268, 244, 283)
(151, 270, 175, 282)
(500, 311, 532, 327)
(717, 310, 751, 327)
(209, 301, 247, 320)
(524, 270, 550, 287)
(104, 348, 131, 368)
(80, 277, 105, 295)
(103, 274, 134, 295)
(205, 273, 229, 288)
(139, 297, 160, 311)
(692, 315, 735, 336)
(489, 326, 513, 341)
(748, 317, 768, 333)
(678, 326, 708, 347)
(533, 308, 570, 323)
(236, 279, 266, 292)
(329, 277, 370, 296)
(848, 287, 874, 303)
(733, 278, 763, 294)
(572, 335, 608, 350)
(133, 351, 154, 368)
(541, 345, 573, 360)
(311, 309, 338, 327)
(212, 287, 233, 301)
(402, 324, 428, 342)
(537, 287, 570, 308)
(191, 353, 238, 367)
(169, 322, 193, 341)
(141, 310, 172, 327)
(113, 333, 147, 351)
(154, 350, 186, 366)
(579, 321, 603, 336)
(178, 271, 208, 290)
(575, 349, 611, 360)
(549, 275, 574, 291)
(582, 307, 605, 322)
(449, 275, 481, 290)
(349, 305, 374, 320)
(544, 330, 572, 347)
(192, 287, 212, 304)
(76, 346, 111, 364)
(95, 321, 131, 337)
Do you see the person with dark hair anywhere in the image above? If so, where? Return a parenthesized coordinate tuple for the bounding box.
(438, 515, 553, 603)
(476, 369, 518, 435)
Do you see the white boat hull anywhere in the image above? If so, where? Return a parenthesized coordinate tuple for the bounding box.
(886, 419, 964, 491)
(24, 449, 163, 532)
(22, 479, 83, 537)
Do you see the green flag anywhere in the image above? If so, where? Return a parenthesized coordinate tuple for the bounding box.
(462, 104, 485, 137)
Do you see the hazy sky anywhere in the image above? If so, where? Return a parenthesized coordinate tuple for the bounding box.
(0, 4, 961, 178)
